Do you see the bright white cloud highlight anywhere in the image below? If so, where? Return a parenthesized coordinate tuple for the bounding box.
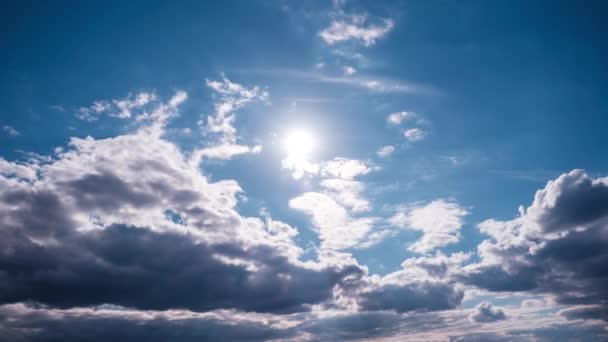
(343, 66, 357, 75)
(76, 92, 156, 121)
(390, 199, 469, 253)
(289, 192, 375, 250)
(201, 76, 268, 160)
(404, 128, 425, 142)
(376, 145, 395, 158)
(319, 14, 394, 46)
(387, 111, 416, 125)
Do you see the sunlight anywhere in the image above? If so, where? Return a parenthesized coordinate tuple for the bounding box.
(283, 129, 317, 161)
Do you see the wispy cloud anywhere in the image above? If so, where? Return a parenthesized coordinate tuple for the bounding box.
(247, 68, 432, 94)
(319, 13, 394, 46)
(404, 127, 426, 142)
(198, 75, 268, 160)
(2, 125, 20, 137)
(376, 145, 395, 158)
(75, 92, 156, 121)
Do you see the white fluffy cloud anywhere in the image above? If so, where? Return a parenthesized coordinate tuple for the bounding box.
(289, 192, 375, 250)
(319, 14, 394, 46)
(404, 127, 425, 142)
(376, 145, 395, 158)
(390, 199, 469, 253)
(387, 111, 416, 125)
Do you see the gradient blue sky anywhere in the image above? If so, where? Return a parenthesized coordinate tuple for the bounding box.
(1, 1, 608, 341)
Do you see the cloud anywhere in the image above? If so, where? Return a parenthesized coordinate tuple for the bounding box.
(0, 303, 298, 342)
(75, 92, 156, 121)
(376, 145, 395, 158)
(289, 192, 375, 250)
(287, 158, 380, 249)
(469, 302, 506, 323)
(282, 157, 373, 181)
(201, 76, 268, 160)
(404, 127, 425, 142)
(387, 111, 416, 125)
(0, 97, 366, 315)
(390, 199, 469, 253)
(248, 68, 429, 94)
(319, 14, 394, 46)
(343, 65, 357, 75)
(3, 125, 20, 136)
(321, 157, 372, 180)
(320, 178, 370, 213)
(197, 143, 262, 160)
(0, 158, 37, 180)
(462, 169, 608, 321)
(358, 282, 464, 313)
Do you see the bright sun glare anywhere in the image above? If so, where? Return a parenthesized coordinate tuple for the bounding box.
(284, 130, 317, 160)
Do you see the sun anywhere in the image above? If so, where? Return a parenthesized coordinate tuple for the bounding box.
(283, 129, 317, 160)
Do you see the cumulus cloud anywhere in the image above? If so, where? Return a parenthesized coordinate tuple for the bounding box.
(469, 302, 506, 323)
(390, 199, 469, 253)
(319, 14, 394, 46)
(387, 111, 416, 125)
(404, 127, 425, 142)
(287, 158, 381, 249)
(289, 192, 375, 250)
(321, 157, 372, 180)
(462, 169, 608, 322)
(0, 94, 366, 316)
(343, 65, 357, 75)
(376, 145, 395, 158)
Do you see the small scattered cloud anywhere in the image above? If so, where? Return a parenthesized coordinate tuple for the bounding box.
(404, 128, 425, 142)
(75, 92, 156, 121)
(319, 14, 394, 46)
(376, 145, 395, 158)
(469, 302, 507, 323)
(343, 65, 357, 75)
(3, 125, 20, 137)
(387, 111, 416, 125)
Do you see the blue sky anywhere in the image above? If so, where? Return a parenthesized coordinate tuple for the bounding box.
(1, 1, 608, 341)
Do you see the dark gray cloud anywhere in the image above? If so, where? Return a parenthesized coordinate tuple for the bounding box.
(0, 304, 296, 342)
(468, 302, 506, 323)
(462, 170, 608, 321)
(450, 323, 608, 342)
(0, 223, 362, 313)
(559, 305, 608, 322)
(0, 131, 366, 314)
(358, 282, 463, 313)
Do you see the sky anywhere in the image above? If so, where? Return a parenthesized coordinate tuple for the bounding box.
(1, 0, 608, 341)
